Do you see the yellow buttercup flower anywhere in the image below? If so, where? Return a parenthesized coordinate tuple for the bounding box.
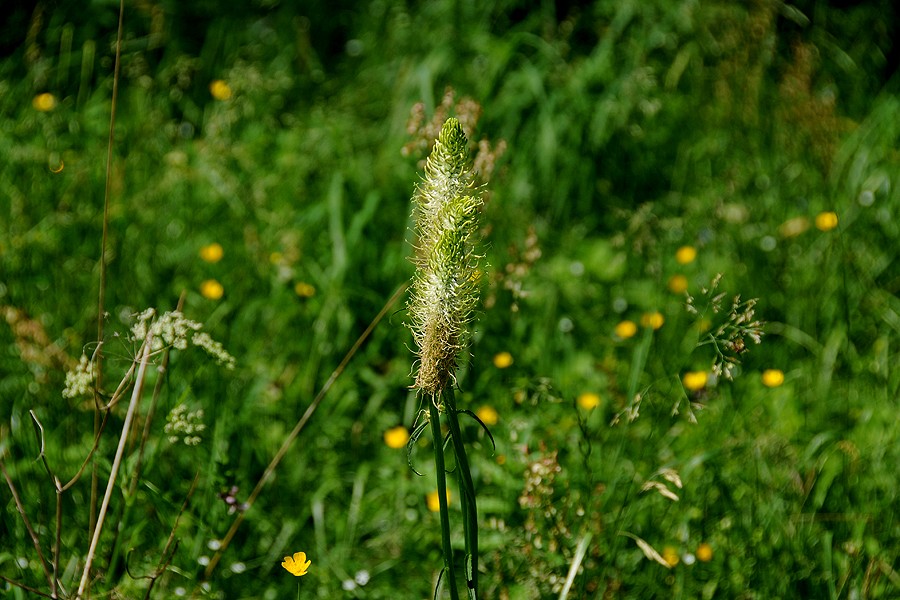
(614, 320, 638, 339)
(426, 489, 451, 512)
(682, 371, 708, 392)
(696, 543, 713, 562)
(493, 352, 513, 369)
(815, 211, 838, 231)
(200, 279, 224, 300)
(475, 405, 499, 426)
(294, 282, 316, 298)
(281, 551, 311, 576)
(209, 79, 233, 101)
(383, 426, 410, 449)
(33, 93, 57, 112)
(640, 312, 664, 330)
(761, 369, 785, 387)
(199, 243, 224, 263)
(668, 274, 688, 294)
(675, 245, 696, 265)
(577, 392, 601, 410)
(662, 546, 680, 567)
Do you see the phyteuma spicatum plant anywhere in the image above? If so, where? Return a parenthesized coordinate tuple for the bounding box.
(408, 117, 483, 395)
(407, 117, 486, 599)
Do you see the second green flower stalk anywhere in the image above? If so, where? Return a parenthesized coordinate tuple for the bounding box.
(408, 117, 483, 599)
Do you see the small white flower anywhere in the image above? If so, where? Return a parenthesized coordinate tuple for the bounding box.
(165, 404, 207, 446)
(354, 570, 370, 585)
(131, 308, 235, 368)
(229, 562, 246, 574)
(62, 355, 94, 399)
(192, 331, 236, 369)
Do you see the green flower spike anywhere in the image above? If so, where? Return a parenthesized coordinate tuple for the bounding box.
(408, 117, 484, 600)
(408, 117, 483, 395)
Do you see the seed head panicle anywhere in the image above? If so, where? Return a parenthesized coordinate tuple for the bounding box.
(408, 118, 483, 394)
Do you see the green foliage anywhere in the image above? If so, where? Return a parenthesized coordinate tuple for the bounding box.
(1, 0, 899, 598)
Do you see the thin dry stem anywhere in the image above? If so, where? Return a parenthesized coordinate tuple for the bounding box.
(77, 334, 153, 599)
(53, 481, 62, 598)
(0, 460, 55, 591)
(91, 0, 126, 555)
(130, 293, 185, 498)
(0, 574, 54, 599)
(61, 360, 136, 492)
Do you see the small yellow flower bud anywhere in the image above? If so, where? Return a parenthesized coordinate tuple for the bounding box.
(662, 546, 680, 567)
(209, 80, 233, 101)
(615, 320, 638, 339)
(383, 426, 410, 449)
(475, 405, 499, 426)
(696, 542, 713, 562)
(761, 369, 784, 387)
(668, 274, 688, 294)
(493, 352, 513, 369)
(815, 211, 838, 231)
(682, 371, 708, 392)
(33, 93, 57, 112)
(199, 243, 224, 263)
(675, 246, 696, 264)
(641, 312, 665, 330)
(200, 279, 224, 300)
(294, 282, 316, 298)
(577, 392, 601, 410)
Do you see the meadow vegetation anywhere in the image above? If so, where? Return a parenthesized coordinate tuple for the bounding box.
(1, 1, 899, 598)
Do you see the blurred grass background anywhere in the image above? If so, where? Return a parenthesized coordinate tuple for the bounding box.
(1, 0, 899, 598)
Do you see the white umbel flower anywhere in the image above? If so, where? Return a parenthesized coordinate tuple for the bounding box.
(62, 354, 94, 398)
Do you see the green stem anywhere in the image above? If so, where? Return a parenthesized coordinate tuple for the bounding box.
(443, 388, 478, 598)
(429, 399, 459, 600)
